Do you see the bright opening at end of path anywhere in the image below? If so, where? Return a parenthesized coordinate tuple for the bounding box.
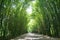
(27, 19, 36, 33)
(26, 0, 36, 33)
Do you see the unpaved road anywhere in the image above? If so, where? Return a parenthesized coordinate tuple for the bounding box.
(11, 33, 60, 40)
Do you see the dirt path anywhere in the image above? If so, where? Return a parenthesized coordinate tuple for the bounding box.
(11, 33, 60, 40)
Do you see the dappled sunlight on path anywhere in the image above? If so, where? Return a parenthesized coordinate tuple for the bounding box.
(11, 33, 60, 40)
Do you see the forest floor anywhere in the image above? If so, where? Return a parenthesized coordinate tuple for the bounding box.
(11, 33, 60, 40)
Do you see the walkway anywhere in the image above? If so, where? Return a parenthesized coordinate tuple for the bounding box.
(11, 33, 60, 40)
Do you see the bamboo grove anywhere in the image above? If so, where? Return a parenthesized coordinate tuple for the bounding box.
(31, 0, 60, 37)
(0, 0, 60, 40)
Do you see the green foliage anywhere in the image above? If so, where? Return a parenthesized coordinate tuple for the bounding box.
(31, 0, 60, 37)
(0, 0, 29, 40)
(0, 0, 60, 40)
